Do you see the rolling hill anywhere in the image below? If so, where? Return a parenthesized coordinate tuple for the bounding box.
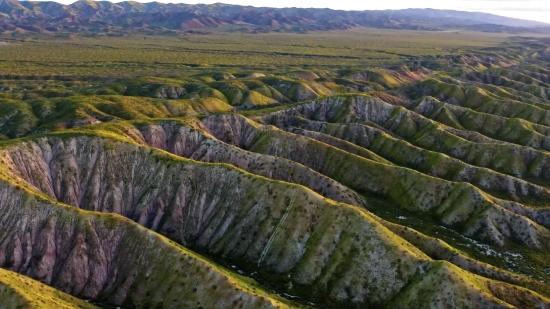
(1, 8, 550, 309)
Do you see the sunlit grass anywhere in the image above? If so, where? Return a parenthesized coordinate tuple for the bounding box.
(0, 28, 520, 78)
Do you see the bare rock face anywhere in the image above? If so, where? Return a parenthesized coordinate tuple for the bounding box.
(0, 182, 288, 308)
(152, 86, 187, 99)
(202, 114, 267, 148)
(137, 120, 365, 207)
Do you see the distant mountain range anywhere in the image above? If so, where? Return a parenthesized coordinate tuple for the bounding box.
(0, 0, 549, 34)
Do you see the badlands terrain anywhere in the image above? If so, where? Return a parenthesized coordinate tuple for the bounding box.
(1, 3, 550, 308)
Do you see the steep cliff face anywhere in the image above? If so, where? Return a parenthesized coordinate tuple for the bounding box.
(0, 181, 295, 308)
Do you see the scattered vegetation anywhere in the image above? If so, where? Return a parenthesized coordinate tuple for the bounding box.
(1, 28, 550, 308)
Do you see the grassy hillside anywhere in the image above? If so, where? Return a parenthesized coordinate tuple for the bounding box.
(0, 29, 522, 77)
(0, 268, 99, 309)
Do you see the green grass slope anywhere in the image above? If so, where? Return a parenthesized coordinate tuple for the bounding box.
(0, 268, 98, 309)
(0, 95, 233, 138)
(202, 113, 550, 248)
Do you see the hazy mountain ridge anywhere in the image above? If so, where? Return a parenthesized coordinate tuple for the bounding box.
(0, 0, 548, 33)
